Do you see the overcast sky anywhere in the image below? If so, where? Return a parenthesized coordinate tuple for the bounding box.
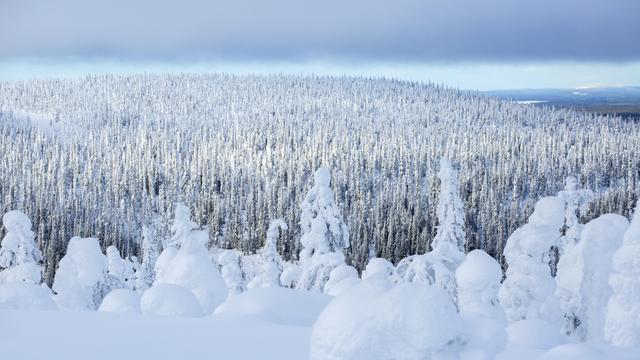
(1, 0, 638, 89)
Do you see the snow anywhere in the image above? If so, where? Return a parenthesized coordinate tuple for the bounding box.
(140, 284, 204, 317)
(310, 279, 466, 360)
(499, 196, 564, 324)
(556, 214, 629, 341)
(0, 308, 312, 360)
(605, 206, 640, 346)
(52, 236, 110, 311)
(106, 245, 135, 290)
(247, 219, 287, 289)
(0, 210, 42, 284)
(506, 319, 568, 350)
(0, 283, 57, 310)
(215, 287, 331, 326)
(361, 257, 394, 280)
(323, 265, 360, 296)
(99, 289, 141, 314)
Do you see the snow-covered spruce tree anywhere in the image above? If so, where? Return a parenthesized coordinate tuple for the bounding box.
(555, 214, 628, 342)
(248, 219, 287, 289)
(106, 245, 136, 290)
(135, 224, 161, 292)
(499, 196, 564, 324)
(605, 205, 640, 346)
(0, 210, 43, 284)
(218, 249, 246, 295)
(52, 237, 111, 311)
(154, 203, 227, 314)
(296, 167, 349, 292)
(552, 176, 594, 275)
(393, 159, 465, 303)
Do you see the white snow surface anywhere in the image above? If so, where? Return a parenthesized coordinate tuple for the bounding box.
(99, 288, 141, 314)
(214, 287, 331, 326)
(140, 284, 204, 317)
(0, 283, 57, 311)
(310, 279, 466, 360)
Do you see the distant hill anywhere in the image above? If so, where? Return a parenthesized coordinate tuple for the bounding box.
(483, 86, 640, 119)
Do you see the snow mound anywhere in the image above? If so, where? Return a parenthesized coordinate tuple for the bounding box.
(324, 265, 359, 296)
(0, 283, 57, 310)
(310, 279, 466, 360)
(214, 287, 331, 326)
(456, 249, 503, 314)
(507, 319, 568, 350)
(361, 257, 394, 280)
(99, 289, 141, 314)
(140, 284, 204, 317)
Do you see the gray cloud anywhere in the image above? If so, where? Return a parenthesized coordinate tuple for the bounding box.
(1, 0, 638, 62)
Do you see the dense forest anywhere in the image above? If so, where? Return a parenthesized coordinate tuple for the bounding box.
(1, 74, 638, 284)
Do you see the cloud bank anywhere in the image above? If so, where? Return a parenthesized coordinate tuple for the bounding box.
(1, 0, 638, 62)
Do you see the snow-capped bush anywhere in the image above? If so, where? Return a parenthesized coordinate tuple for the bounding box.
(456, 250, 507, 360)
(0, 210, 42, 284)
(0, 283, 57, 310)
(296, 167, 350, 292)
(499, 196, 563, 324)
(140, 283, 204, 317)
(605, 206, 640, 346)
(218, 249, 246, 295)
(106, 245, 135, 290)
(215, 287, 331, 326)
(310, 279, 466, 360)
(248, 219, 287, 289)
(280, 261, 301, 288)
(361, 257, 394, 281)
(556, 214, 629, 341)
(99, 288, 141, 314)
(324, 265, 360, 296)
(52, 237, 111, 311)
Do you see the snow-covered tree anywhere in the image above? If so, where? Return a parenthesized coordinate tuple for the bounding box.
(154, 204, 227, 314)
(552, 177, 595, 275)
(0, 210, 42, 284)
(392, 159, 465, 303)
(456, 249, 507, 360)
(248, 219, 287, 289)
(52, 237, 110, 310)
(499, 196, 564, 324)
(136, 224, 161, 292)
(106, 245, 136, 290)
(218, 249, 245, 295)
(605, 205, 640, 346)
(556, 214, 629, 341)
(296, 167, 350, 292)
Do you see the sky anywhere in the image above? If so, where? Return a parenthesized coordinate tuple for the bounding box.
(1, 0, 639, 90)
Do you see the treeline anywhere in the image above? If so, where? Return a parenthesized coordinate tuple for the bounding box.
(0, 74, 638, 283)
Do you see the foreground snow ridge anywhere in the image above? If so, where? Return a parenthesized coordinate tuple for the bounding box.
(2, 168, 640, 358)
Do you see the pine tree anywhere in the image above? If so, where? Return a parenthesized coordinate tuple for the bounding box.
(248, 219, 287, 289)
(0, 210, 43, 284)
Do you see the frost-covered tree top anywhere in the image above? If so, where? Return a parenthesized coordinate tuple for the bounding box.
(0, 210, 42, 269)
(300, 167, 349, 256)
(431, 158, 465, 265)
(167, 203, 199, 248)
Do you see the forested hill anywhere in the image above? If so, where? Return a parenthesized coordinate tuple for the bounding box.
(1, 74, 638, 284)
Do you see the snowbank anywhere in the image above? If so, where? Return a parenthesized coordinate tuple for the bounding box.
(99, 289, 141, 314)
(214, 287, 331, 326)
(140, 284, 204, 318)
(0, 283, 57, 310)
(310, 279, 466, 360)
